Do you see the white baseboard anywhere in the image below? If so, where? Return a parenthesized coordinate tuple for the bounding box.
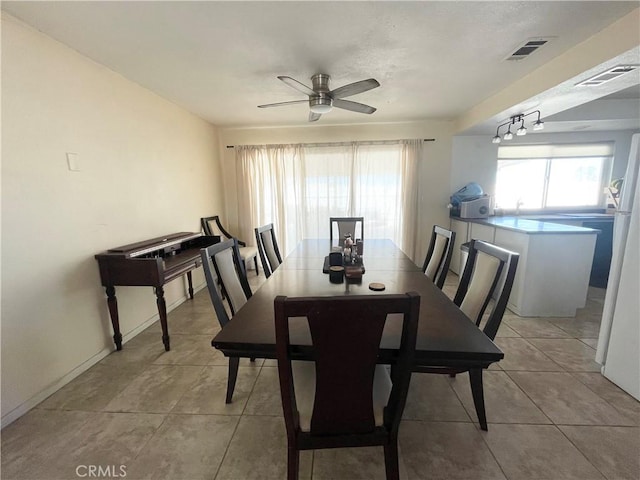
(1, 284, 206, 429)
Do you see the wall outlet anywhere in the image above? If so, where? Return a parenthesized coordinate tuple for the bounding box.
(66, 152, 80, 172)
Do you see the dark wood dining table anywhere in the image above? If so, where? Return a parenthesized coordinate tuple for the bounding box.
(212, 239, 503, 370)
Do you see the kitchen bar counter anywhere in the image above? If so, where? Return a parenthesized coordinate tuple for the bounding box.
(450, 216, 599, 317)
(523, 213, 614, 221)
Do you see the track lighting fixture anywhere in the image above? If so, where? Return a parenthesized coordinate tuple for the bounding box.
(491, 110, 544, 143)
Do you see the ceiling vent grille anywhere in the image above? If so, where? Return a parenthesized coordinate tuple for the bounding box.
(505, 38, 551, 61)
(576, 65, 639, 86)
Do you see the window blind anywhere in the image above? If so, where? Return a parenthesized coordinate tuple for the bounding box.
(498, 142, 614, 159)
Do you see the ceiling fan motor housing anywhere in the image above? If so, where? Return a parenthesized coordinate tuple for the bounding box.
(309, 74, 333, 113)
(311, 73, 331, 93)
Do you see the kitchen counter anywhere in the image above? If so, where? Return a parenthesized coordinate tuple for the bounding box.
(520, 213, 614, 222)
(450, 216, 599, 317)
(466, 216, 601, 234)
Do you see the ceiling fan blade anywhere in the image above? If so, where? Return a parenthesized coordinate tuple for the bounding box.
(258, 99, 308, 108)
(309, 111, 321, 122)
(330, 79, 380, 99)
(278, 76, 316, 96)
(333, 98, 377, 114)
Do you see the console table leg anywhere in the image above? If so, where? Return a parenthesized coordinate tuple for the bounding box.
(155, 286, 170, 351)
(105, 286, 123, 350)
(187, 271, 194, 299)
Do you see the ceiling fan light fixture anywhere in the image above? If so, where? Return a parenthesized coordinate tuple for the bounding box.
(309, 96, 333, 114)
(309, 103, 333, 114)
(260, 74, 380, 121)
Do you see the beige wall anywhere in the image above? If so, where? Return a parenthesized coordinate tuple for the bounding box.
(219, 121, 455, 263)
(1, 14, 224, 425)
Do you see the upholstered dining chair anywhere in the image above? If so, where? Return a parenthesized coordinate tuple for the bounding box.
(255, 223, 283, 278)
(329, 216, 364, 244)
(201, 238, 254, 403)
(274, 292, 420, 480)
(422, 225, 456, 289)
(201, 215, 259, 275)
(414, 239, 519, 431)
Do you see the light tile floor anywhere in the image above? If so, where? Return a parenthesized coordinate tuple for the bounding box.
(2, 271, 638, 480)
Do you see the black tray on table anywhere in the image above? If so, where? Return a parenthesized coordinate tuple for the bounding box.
(322, 255, 365, 276)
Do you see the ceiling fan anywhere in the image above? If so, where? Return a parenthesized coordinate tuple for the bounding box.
(258, 74, 380, 122)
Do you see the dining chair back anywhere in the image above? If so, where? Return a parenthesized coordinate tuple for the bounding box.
(330, 216, 364, 244)
(422, 225, 456, 289)
(413, 239, 519, 431)
(454, 239, 519, 340)
(201, 239, 253, 403)
(274, 292, 420, 480)
(255, 223, 283, 278)
(200, 215, 259, 275)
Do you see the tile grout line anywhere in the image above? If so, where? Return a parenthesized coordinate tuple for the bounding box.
(502, 370, 558, 426)
(553, 424, 609, 480)
(567, 372, 640, 422)
(213, 360, 266, 480)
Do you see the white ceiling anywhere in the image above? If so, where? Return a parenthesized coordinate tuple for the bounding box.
(3, 1, 639, 131)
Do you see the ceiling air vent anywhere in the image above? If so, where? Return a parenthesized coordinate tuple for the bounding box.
(576, 65, 639, 87)
(505, 38, 551, 61)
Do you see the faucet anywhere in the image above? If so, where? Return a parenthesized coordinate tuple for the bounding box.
(516, 198, 524, 216)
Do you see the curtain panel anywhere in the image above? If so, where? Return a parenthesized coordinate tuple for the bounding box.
(235, 140, 422, 260)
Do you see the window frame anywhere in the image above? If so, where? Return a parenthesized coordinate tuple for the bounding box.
(496, 142, 614, 213)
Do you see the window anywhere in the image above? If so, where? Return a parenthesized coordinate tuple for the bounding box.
(235, 140, 421, 258)
(303, 144, 405, 240)
(495, 143, 613, 211)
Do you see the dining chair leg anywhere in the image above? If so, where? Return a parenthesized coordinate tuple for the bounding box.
(287, 446, 300, 480)
(254, 256, 259, 276)
(469, 368, 488, 431)
(226, 357, 240, 404)
(383, 440, 400, 480)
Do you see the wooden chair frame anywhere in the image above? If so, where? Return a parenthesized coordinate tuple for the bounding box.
(255, 223, 283, 278)
(201, 215, 259, 275)
(329, 216, 364, 244)
(200, 238, 253, 403)
(415, 239, 519, 431)
(274, 292, 420, 480)
(421, 225, 456, 289)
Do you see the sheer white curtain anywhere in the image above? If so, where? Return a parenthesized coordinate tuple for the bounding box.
(235, 140, 422, 259)
(235, 144, 305, 254)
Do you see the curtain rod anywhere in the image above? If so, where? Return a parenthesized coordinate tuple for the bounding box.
(226, 138, 435, 148)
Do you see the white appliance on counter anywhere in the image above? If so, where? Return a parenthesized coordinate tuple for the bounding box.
(459, 196, 491, 219)
(596, 133, 639, 400)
